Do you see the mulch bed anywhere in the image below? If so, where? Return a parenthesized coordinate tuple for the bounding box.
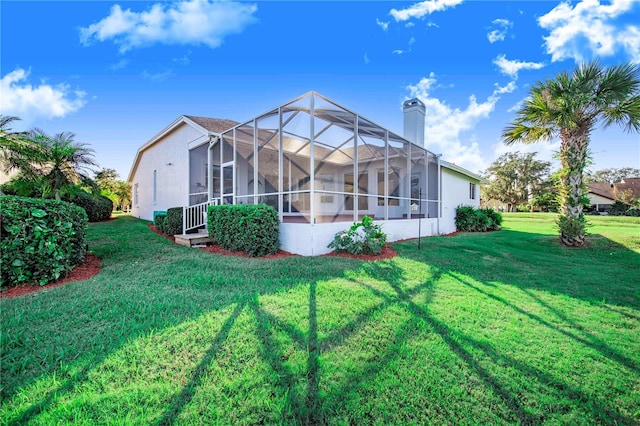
(322, 245, 398, 261)
(0, 254, 101, 299)
(151, 224, 397, 261)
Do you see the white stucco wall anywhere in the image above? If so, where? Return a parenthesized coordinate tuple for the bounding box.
(440, 166, 481, 235)
(281, 217, 439, 256)
(130, 124, 207, 221)
(587, 193, 614, 206)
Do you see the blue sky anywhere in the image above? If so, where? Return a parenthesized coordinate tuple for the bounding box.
(2, 0, 639, 180)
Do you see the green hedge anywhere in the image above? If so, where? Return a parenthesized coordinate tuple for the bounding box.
(208, 204, 279, 257)
(1, 196, 88, 287)
(69, 191, 113, 222)
(154, 214, 168, 234)
(455, 206, 502, 232)
(165, 207, 183, 235)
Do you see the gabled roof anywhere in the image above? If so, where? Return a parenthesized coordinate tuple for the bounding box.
(184, 116, 238, 134)
(127, 115, 237, 182)
(588, 182, 615, 200)
(588, 177, 640, 202)
(616, 177, 640, 199)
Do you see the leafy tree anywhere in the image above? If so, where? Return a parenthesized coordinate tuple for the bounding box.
(503, 61, 640, 246)
(585, 167, 640, 183)
(93, 168, 131, 211)
(481, 152, 552, 212)
(94, 168, 119, 192)
(113, 180, 132, 212)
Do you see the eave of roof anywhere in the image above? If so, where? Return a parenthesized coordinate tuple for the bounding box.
(441, 160, 488, 183)
(127, 115, 236, 182)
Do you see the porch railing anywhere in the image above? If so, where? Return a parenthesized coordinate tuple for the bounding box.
(182, 199, 220, 234)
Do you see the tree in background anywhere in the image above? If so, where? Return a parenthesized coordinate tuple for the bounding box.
(503, 61, 640, 246)
(26, 129, 99, 200)
(481, 152, 552, 212)
(586, 167, 640, 183)
(0, 115, 40, 181)
(94, 167, 132, 212)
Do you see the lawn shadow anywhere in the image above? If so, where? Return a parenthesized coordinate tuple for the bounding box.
(0, 217, 358, 423)
(156, 301, 246, 426)
(346, 259, 637, 425)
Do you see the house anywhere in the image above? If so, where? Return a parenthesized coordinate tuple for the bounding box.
(587, 177, 640, 212)
(127, 92, 485, 255)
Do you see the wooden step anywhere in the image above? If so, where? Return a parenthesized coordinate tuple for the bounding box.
(174, 232, 214, 248)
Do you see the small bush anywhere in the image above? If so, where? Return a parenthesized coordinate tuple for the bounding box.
(455, 205, 502, 232)
(557, 215, 588, 246)
(481, 208, 503, 230)
(328, 216, 387, 255)
(208, 204, 279, 257)
(154, 214, 167, 234)
(1, 195, 88, 287)
(165, 207, 183, 235)
(69, 191, 113, 222)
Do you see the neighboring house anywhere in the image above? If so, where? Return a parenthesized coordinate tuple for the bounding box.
(128, 92, 485, 255)
(587, 177, 640, 212)
(587, 182, 616, 212)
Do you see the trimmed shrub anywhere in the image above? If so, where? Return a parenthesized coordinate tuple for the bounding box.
(165, 207, 183, 236)
(481, 208, 503, 230)
(208, 204, 279, 257)
(69, 191, 113, 222)
(154, 214, 168, 234)
(1, 195, 88, 287)
(455, 205, 502, 232)
(328, 216, 387, 255)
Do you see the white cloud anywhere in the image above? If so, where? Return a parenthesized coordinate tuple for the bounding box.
(538, 0, 640, 63)
(80, 0, 258, 53)
(405, 22, 416, 28)
(393, 49, 406, 55)
(364, 52, 370, 64)
(0, 68, 87, 125)
(406, 73, 515, 173)
(141, 69, 173, 82)
(487, 18, 513, 43)
(376, 18, 390, 31)
(390, 0, 464, 22)
(109, 59, 129, 71)
(493, 54, 545, 79)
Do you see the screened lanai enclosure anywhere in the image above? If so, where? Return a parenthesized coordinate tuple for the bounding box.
(188, 92, 440, 230)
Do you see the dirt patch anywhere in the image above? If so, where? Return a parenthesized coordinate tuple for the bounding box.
(148, 224, 176, 242)
(1, 254, 101, 299)
(199, 244, 298, 259)
(322, 245, 398, 261)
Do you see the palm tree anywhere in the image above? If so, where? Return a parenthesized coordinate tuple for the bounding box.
(0, 115, 41, 180)
(27, 129, 99, 200)
(503, 62, 640, 246)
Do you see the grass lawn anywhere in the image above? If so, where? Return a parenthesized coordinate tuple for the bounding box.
(1, 213, 639, 425)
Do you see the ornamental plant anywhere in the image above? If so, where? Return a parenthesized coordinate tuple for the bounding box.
(328, 216, 387, 255)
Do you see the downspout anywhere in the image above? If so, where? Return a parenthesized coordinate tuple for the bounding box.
(207, 134, 218, 202)
(437, 154, 442, 235)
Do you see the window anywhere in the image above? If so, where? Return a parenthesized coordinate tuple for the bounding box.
(153, 170, 157, 204)
(345, 172, 368, 210)
(469, 183, 476, 200)
(377, 169, 400, 206)
(134, 183, 139, 206)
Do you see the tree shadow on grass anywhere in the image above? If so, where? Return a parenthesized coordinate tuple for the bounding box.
(346, 259, 637, 425)
(156, 301, 246, 426)
(0, 217, 359, 423)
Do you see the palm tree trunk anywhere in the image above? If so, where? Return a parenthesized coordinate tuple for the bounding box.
(558, 129, 589, 247)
